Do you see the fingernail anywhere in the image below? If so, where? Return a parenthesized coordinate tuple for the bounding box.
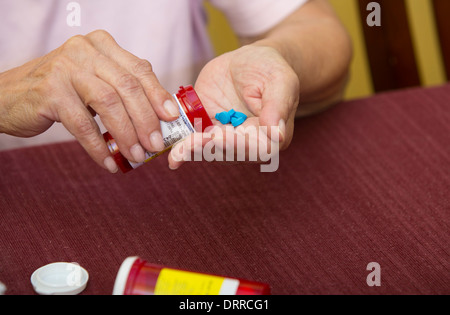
(170, 142, 184, 163)
(168, 163, 179, 171)
(150, 131, 166, 152)
(104, 156, 118, 174)
(130, 143, 146, 163)
(164, 99, 180, 118)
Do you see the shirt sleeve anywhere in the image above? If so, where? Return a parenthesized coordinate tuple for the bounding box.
(208, 0, 308, 37)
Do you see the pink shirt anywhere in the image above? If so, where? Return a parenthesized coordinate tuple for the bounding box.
(0, 0, 306, 150)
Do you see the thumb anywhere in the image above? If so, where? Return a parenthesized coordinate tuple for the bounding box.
(258, 73, 299, 145)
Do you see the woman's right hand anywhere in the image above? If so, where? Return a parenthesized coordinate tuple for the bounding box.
(0, 30, 180, 172)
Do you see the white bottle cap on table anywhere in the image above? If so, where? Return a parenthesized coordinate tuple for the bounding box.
(31, 262, 89, 295)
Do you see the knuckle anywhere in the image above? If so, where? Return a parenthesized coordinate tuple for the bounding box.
(87, 29, 113, 42)
(117, 73, 141, 94)
(96, 89, 121, 110)
(63, 35, 88, 52)
(74, 115, 97, 138)
(133, 59, 154, 77)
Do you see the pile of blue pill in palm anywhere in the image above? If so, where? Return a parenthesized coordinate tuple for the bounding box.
(215, 109, 248, 127)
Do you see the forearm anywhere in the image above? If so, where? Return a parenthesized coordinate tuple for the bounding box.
(240, 0, 352, 116)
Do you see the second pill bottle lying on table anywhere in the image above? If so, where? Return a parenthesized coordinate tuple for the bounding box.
(113, 256, 271, 295)
(103, 85, 213, 173)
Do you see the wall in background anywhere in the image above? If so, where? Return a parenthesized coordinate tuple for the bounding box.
(205, 0, 447, 100)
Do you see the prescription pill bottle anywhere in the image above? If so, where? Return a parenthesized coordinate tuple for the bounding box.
(113, 257, 271, 295)
(103, 85, 213, 173)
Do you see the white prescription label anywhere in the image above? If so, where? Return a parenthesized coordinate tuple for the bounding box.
(129, 95, 195, 169)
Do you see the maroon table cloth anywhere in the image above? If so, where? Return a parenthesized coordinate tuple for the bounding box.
(1, 84, 449, 295)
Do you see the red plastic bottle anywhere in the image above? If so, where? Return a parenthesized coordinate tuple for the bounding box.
(113, 257, 271, 295)
(103, 85, 213, 173)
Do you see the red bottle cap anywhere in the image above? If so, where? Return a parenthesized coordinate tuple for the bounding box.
(176, 86, 213, 132)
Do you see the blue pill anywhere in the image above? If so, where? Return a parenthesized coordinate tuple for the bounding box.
(216, 109, 248, 126)
(215, 112, 231, 124)
(231, 116, 246, 127)
(232, 111, 247, 120)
